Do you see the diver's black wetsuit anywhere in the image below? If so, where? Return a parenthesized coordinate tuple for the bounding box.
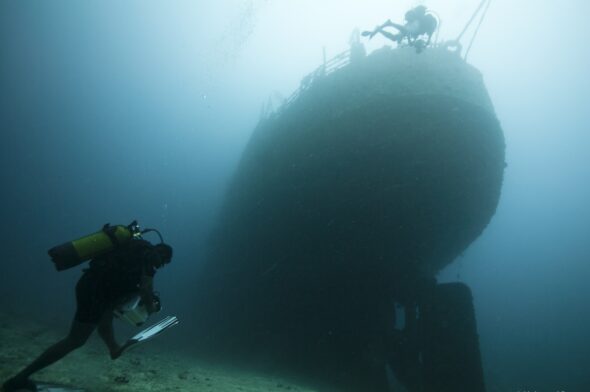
(3, 238, 172, 392)
(75, 239, 158, 323)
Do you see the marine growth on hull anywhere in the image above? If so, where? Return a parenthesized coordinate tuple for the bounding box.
(193, 45, 505, 391)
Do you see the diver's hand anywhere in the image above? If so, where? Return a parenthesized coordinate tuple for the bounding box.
(146, 297, 161, 314)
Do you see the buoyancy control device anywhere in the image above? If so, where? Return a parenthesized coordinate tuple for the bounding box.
(48, 220, 163, 271)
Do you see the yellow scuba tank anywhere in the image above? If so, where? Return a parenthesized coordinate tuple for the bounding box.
(48, 221, 142, 271)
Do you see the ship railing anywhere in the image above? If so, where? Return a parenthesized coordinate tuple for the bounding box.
(261, 48, 354, 120)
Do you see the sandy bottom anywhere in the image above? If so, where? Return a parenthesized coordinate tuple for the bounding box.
(0, 311, 316, 392)
(0, 310, 513, 392)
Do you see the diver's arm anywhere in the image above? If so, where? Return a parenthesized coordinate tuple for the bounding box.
(377, 20, 407, 42)
(363, 20, 405, 39)
(380, 19, 405, 32)
(377, 29, 402, 42)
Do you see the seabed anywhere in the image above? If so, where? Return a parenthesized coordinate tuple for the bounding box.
(0, 311, 316, 392)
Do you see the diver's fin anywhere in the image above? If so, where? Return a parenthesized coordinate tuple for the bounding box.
(118, 316, 179, 356)
(131, 315, 179, 342)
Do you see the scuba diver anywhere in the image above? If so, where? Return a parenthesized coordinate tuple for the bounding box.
(362, 5, 438, 52)
(2, 223, 173, 392)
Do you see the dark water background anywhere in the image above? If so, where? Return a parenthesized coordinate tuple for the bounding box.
(1, 1, 589, 390)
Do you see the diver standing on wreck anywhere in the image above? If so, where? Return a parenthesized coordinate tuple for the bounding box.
(2, 222, 174, 392)
(362, 5, 438, 52)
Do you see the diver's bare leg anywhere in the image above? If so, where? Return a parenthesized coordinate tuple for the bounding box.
(11, 319, 95, 381)
(97, 310, 122, 359)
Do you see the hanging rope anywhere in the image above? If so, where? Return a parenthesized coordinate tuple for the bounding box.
(455, 0, 489, 43)
(464, 0, 492, 61)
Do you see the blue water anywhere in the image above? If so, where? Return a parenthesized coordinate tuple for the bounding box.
(1, 1, 589, 390)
